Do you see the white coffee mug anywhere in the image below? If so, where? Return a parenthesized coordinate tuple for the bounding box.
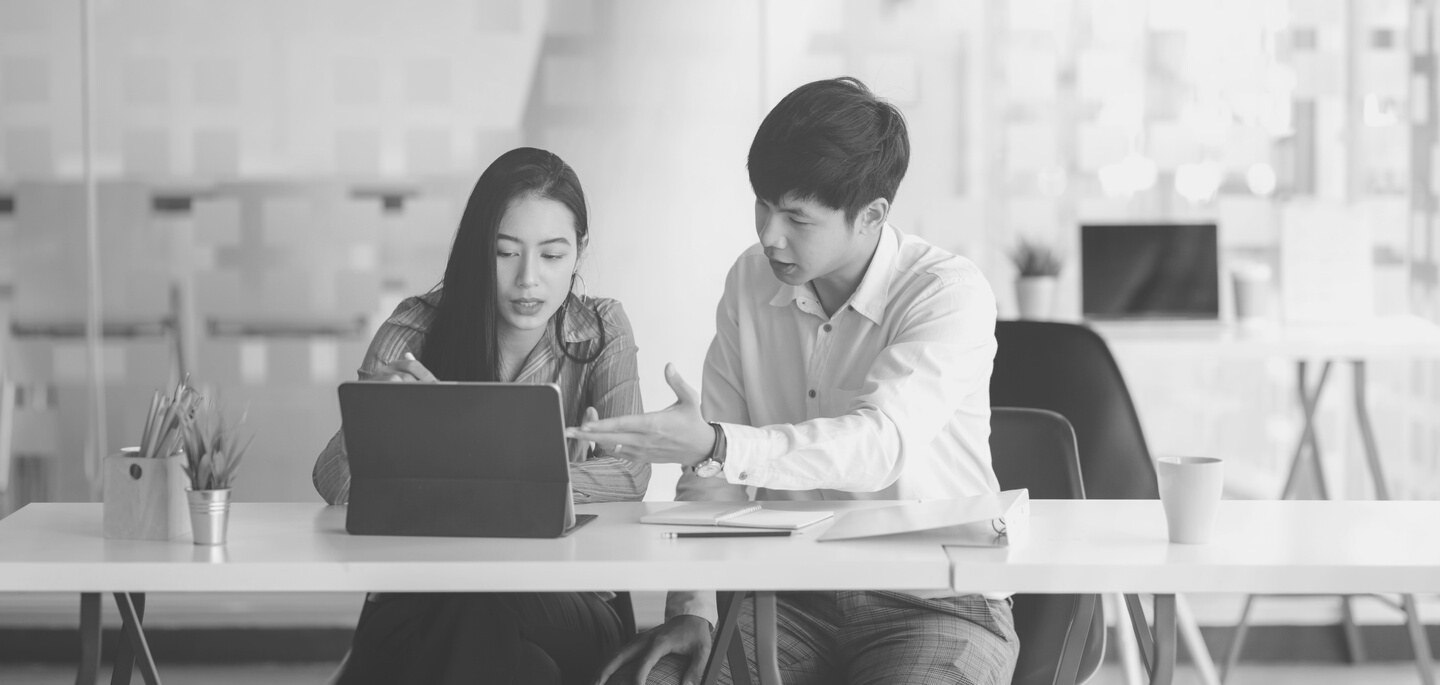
(1157, 457, 1224, 544)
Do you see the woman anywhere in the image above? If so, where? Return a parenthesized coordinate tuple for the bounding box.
(313, 147, 648, 685)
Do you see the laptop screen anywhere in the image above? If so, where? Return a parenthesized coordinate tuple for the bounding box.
(1080, 223, 1220, 320)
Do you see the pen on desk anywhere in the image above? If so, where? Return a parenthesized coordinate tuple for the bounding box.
(662, 531, 793, 539)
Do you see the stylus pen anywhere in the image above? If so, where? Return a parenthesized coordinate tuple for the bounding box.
(662, 531, 793, 539)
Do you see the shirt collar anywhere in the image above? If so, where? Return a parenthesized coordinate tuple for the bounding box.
(767, 223, 899, 325)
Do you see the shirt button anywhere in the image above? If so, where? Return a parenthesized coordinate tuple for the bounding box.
(808, 389, 816, 398)
(823, 324, 832, 333)
(738, 471, 748, 481)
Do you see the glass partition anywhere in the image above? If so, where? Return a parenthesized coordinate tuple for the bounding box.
(1, 0, 1436, 511)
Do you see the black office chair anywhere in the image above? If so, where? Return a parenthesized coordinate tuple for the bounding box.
(991, 321, 1158, 500)
(991, 321, 1217, 684)
(991, 407, 1104, 685)
(609, 591, 638, 639)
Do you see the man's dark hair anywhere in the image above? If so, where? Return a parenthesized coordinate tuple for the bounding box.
(747, 77, 910, 224)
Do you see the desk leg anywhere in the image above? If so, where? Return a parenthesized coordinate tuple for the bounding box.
(1108, 594, 1146, 685)
(1124, 594, 1154, 675)
(1220, 594, 1254, 682)
(1402, 594, 1437, 685)
(1354, 361, 1437, 685)
(1124, 594, 1177, 685)
(1280, 360, 1331, 500)
(703, 591, 750, 685)
(1339, 597, 1367, 663)
(1351, 361, 1391, 500)
(1233, 362, 1364, 678)
(111, 593, 161, 685)
(753, 592, 781, 685)
(1152, 595, 1176, 685)
(1175, 596, 1219, 685)
(76, 593, 101, 685)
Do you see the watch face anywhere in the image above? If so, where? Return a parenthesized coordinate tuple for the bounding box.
(694, 460, 724, 478)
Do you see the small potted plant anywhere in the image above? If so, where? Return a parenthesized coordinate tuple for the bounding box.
(104, 379, 201, 540)
(180, 397, 250, 545)
(1009, 237, 1064, 320)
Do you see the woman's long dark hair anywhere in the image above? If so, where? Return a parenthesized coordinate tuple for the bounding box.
(420, 147, 603, 382)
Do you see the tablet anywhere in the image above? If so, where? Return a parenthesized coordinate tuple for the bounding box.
(338, 381, 594, 538)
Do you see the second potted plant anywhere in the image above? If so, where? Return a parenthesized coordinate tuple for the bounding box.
(1009, 237, 1064, 320)
(180, 397, 250, 546)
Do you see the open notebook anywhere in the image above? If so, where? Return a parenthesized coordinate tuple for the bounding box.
(640, 503, 834, 530)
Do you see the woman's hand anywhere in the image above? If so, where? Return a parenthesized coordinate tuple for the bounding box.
(572, 406, 600, 459)
(366, 352, 438, 383)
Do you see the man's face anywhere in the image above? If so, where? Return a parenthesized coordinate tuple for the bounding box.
(753, 194, 865, 286)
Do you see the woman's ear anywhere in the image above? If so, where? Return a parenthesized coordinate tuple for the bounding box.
(569, 271, 589, 299)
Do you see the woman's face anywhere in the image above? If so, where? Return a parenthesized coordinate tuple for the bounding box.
(494, 195, 580, 336)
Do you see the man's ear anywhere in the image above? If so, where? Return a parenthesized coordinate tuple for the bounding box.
(856, 198, 889, 235)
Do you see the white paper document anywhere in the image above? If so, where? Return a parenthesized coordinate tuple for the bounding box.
(816, 490, 1031, 547)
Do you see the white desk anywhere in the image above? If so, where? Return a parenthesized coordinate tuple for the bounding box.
(0, 500, 950, 685)
(0, 501, 947, 594)
(947, 500, 1440, 594)
(947, 500, 1440, 685)
(1093, 316, 1440, 684)
(7, 500, 1439, 685)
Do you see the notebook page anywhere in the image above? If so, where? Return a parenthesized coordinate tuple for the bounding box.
(719, 509, 835, 530)
(640, 502, 761, 526)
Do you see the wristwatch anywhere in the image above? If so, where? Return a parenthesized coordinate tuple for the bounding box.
(691, 422, 727, 478)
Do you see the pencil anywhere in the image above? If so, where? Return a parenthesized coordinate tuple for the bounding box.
(662, 531, 793, 539)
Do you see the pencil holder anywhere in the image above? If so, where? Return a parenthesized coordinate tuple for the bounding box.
(103, 448, 192, 541)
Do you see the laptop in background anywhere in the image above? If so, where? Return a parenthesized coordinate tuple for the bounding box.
(1080, 223, 1221, 322)
(338, 381, 594, 538)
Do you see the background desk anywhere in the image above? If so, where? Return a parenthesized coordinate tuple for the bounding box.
(1091, 316, 1440, 361)
(1093, 316, 1440, 683)
(947, 500, 1440, 685)
(1090, 315, 1440, 499)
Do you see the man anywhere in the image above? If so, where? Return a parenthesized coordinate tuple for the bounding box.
(569, 77, 1014, 685)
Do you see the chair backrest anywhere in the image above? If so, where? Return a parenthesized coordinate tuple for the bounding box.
(990, 408, 1086, 501)
(991, 407, 1104, 685)
(608, 591, 637, 639)
(991, 320, 1159, 500)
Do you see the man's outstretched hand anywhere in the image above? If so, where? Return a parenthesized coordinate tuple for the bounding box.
(565, 363, 715, 469)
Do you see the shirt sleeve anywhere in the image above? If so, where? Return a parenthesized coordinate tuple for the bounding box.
(568, 301, 650, 503)
(720, 271, 997, 492)
(311, 319, 424, 505)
